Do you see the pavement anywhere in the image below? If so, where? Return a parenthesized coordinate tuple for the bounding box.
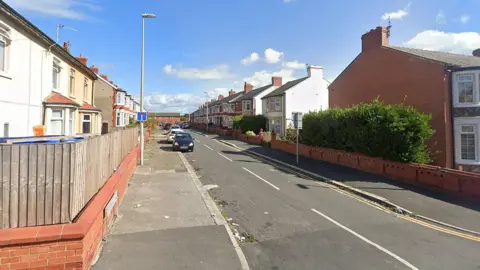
(93, 128, 245, 270)
(213, 133, 480, 234)
(185, 130, 480, 270)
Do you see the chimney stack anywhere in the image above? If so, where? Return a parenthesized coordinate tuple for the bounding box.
(361, 26, 389, 52)
(307, 65, 324, 78)
(229, 89, 236, 96)
(100, 74, 109, 81)
(90, 65, 99, 74)
(63, 42, 70, 52)
(76, 53, 88, 66)
(244, 82, 254, 93)
(218, 95, 224, 100)
(473, 49, 480, 57)
(272, 76, 282, 87)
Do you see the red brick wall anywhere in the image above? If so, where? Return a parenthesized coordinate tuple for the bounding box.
(329, 47, 453, 168)
(155, 117, 181, 125)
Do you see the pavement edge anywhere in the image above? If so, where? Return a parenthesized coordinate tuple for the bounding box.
(218, 140, 480, 238)
(178, 152, 251, 270)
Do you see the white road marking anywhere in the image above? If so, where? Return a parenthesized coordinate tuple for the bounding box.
(310, 208, 419, 270)
(218, 152, 233, 162)
(242, 167, 280, 191)
(204, 144, 213, 150)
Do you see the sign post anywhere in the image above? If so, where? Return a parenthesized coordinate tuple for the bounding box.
(292, 112, 303, 164)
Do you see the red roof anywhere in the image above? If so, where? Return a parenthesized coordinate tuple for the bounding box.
(80, 102, 100, 111)
(43, 92, 79, 106)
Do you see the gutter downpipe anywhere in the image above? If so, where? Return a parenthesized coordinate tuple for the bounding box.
(446, 64, 455, 169)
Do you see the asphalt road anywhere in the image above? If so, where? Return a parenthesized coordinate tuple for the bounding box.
(184, 132, 480, 270)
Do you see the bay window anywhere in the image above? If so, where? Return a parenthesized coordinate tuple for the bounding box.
(51, 109, 64, 135)
(69, 110, 75, 135)
(454, 71, 480, 106)
(82, 114, 91, 134)
(460, 125, 476, 161)
(275, 97, 281, 111)
(243, 100, 251, 111)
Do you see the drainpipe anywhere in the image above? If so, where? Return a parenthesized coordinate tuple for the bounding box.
(445, 64, 455, 169)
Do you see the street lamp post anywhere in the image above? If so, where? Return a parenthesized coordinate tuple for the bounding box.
(204, 92, 209, 133)
(140, 13, 156, 166)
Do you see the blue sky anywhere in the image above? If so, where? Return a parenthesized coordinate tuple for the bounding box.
(6, 0, 480, 113)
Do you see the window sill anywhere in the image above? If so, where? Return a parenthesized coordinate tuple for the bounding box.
(0, 71, 12, 80)
(454, 103, 480, 108)
(456, 160, 480, 166)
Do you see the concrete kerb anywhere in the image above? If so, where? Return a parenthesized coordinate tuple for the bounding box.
(178, 152, 251, 270)
(217, 140, 480, 238)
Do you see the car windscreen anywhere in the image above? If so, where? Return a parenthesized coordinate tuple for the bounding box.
(174, 133, 192, 140)
(171, 125, 180, 129)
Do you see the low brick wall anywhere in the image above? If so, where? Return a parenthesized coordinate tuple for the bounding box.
(0, 145, 141, 269)
(271, 139, 480, 199)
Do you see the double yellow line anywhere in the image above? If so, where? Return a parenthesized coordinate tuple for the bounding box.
(401, 216, 480, 242)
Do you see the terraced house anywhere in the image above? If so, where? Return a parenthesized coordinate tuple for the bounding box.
(0, 2, 101, 137)
(329, 26, 480, 171)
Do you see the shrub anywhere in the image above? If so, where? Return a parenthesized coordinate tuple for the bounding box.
(301, 99, 434, 164)
(235, 115, 266, 133)
(245, 130, 256, 137)
(281, 123, 298, 143)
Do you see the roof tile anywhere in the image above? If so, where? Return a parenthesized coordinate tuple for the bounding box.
(43, 92, 79, 106)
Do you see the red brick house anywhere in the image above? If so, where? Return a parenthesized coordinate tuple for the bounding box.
(329, 26, 480, 171)
(153, 113, 182, 125)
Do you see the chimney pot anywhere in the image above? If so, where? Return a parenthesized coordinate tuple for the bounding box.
(63, 42, 70, 52)
(244, 82, 254, 93)
(361, 26, 389, 52)
(100, 74, 109, 81)
(272, 76, 282, 87)
(473, 49, 480, 57)
(76, 54, 88, 66)
(90, 65, 99, 74)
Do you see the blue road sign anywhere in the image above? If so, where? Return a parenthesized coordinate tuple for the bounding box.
(137, 112, 147, 122)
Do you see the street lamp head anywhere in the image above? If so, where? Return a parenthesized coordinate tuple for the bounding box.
(142, 13, 157, 18)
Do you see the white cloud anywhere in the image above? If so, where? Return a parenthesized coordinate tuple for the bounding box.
(381, 2, 411, 20)
(243, 69, 296, 87)
(436, 10, 446, 24)
(144, 88, 230, 114)
(283, 60, 305, 70)
(163, 64, 235, 80)
(284, 0, 295, 3)
(241, 52, 260, 65)
(5, 0, 100, 20)
(460, 14, 470, 24)
(404, 30, 480, 54)
(264, 48, 284, 64)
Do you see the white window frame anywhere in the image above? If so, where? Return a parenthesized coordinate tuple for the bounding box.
(52, 59, 61, 90)
(51, 109, 65, 135)
(82, 114, 91, 134)
(0, 24, 11, 74)
(455, 118, 480, 165)
(454, 71, 480, 107)
(243, 100, 252, 112)
(83, 78, 88, 101)
(69, 110, 75, 135)
(0, 39, 6, 73)
(116, 111, 121, 126)
(69, 69, 75, 97)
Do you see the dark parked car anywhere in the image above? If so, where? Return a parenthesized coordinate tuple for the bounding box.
(172, 132, 194, 152)
(183, 123, 191, 129)
(164, 123, 171, 130)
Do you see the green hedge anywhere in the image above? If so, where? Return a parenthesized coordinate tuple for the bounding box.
(233, 115, 266, 133)
(301, 99, 434, 164)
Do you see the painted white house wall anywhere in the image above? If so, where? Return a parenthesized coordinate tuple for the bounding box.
(0, 18, 71, 137)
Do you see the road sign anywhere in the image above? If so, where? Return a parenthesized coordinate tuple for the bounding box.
(292, 112, 303, 129)
(137, 112, 147, 122)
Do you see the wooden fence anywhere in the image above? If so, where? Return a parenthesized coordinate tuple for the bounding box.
(0, 128, 139, 229)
